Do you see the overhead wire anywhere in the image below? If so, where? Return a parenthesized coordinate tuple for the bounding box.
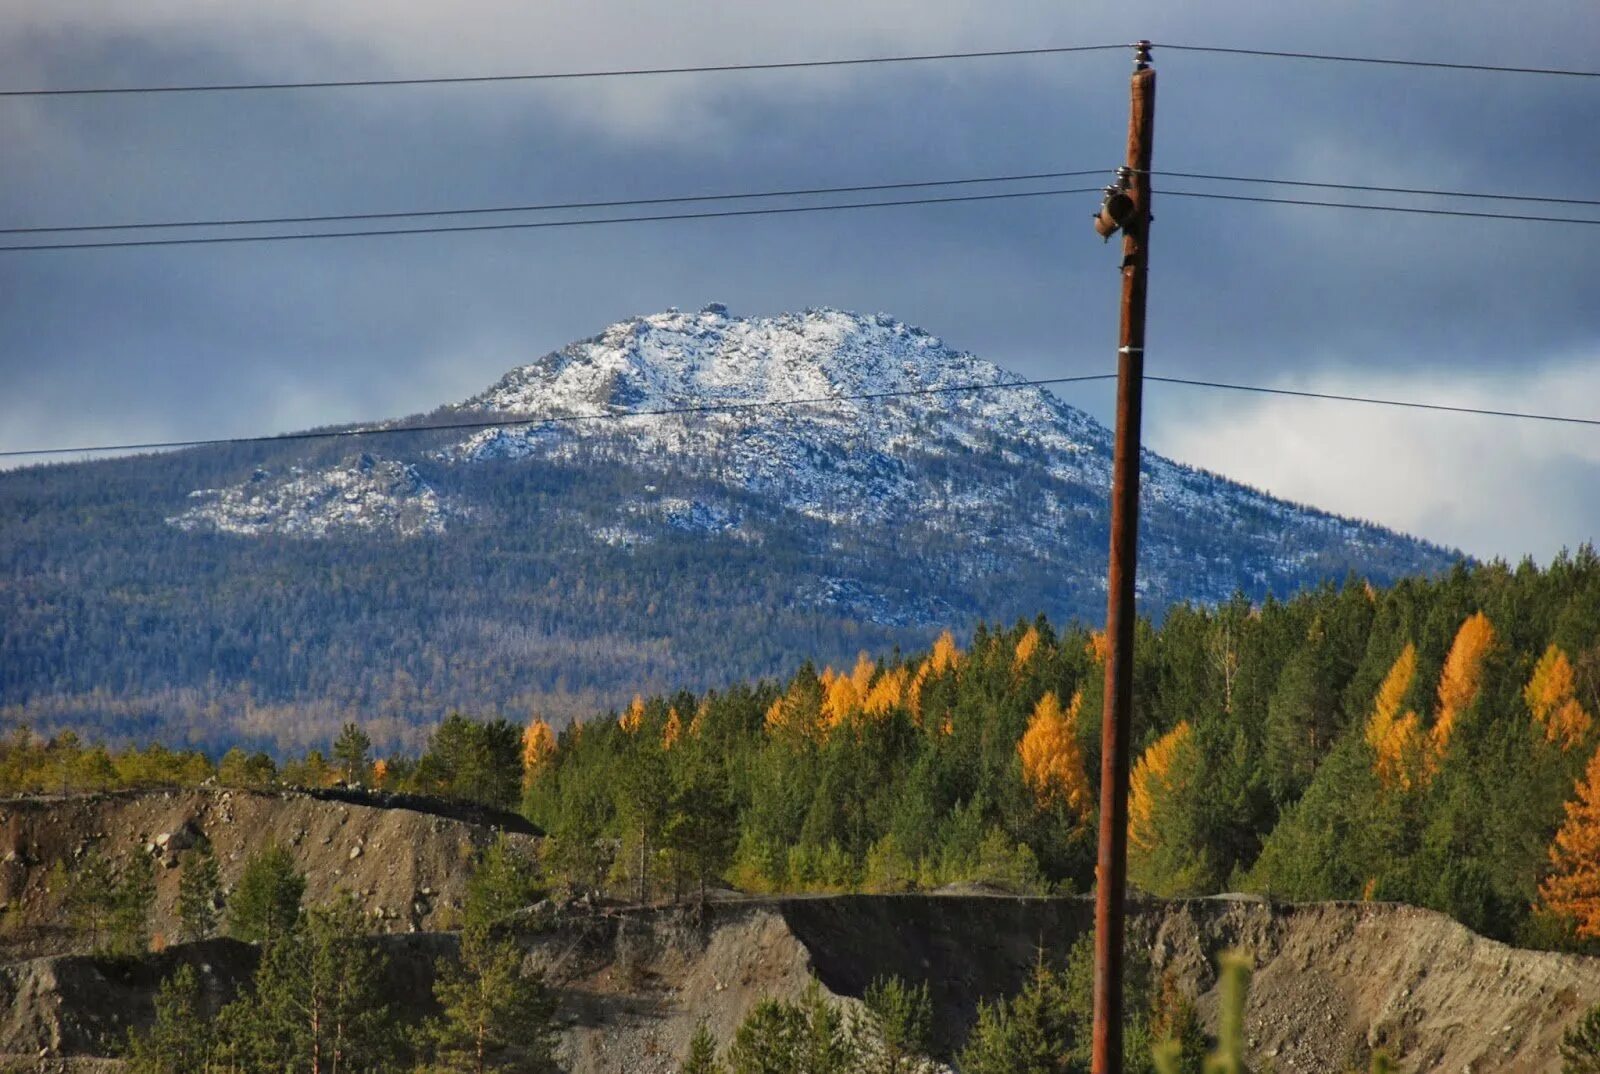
(1147, 377, 1600, 428)
(0, 171, 1109, 235)
(10, 169, 1596, 238)
(1154, 188, 1600, 226)
(8, 370, 1599, 462)
(1154, 43, 1600, 79)
(0, 44, 1127, 98)
(4, 39, 1595, 99)
(0, 186, 1106, 252)
(8, 179, 1600, 252)
(1149, 171, 1600, 209)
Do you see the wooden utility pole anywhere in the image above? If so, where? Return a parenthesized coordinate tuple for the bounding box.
(1092, 40, 1155, 1074)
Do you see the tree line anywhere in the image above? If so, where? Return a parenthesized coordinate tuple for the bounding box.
(9, 550, 1600, 949)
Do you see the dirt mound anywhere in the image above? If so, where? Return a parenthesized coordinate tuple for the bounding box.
(3, 791, 1597, 1074)
(0, 933, 456, 1065)
(0, 788, 536, 960)
(528, 895, 1600, 1073)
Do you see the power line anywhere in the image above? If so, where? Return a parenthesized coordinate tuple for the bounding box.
(1156, 188, 1600, 226)
(0, 44, 1126, 98)
(10, 180, 1600, 253)
(1156, 42, 1600, 79)
(11, 368, 1598, 461)
(1147, 376, 1600, 428)
(6, 40, 1596, 99)
(1, 171, 1108, 235)
(0, 373, 1119, 459)
(14, 168, 1592, 237)
(0, 186, 1105, 253)
(1152, 171, 1600, 209)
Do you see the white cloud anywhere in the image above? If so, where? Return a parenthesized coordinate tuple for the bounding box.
(1148, 355, 1600, 563)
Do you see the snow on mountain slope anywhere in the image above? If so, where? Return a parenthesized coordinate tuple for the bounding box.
(169, 453, 457, 538)
(168, 304, 1456, 610)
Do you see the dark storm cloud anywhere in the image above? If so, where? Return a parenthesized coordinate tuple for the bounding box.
(1, 1, 1596, 559)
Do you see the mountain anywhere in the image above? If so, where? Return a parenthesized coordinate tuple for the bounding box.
(0, 305, 1458, 749)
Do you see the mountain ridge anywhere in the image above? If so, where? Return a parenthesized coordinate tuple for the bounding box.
(0, 304, 1460, 748)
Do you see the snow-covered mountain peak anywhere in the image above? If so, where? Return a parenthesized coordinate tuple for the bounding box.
(161, 304, 1456, 621)
(460, 306, 986, 418)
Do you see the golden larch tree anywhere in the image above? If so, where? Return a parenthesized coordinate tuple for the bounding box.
(1539, 744, 1600, 937)
(1087, 630, 1110, 666)
(821, 656, 877, 731)
(863, 666, 909, 718)
(522, 719, 556, 784)
(907, 631, 963, 724)
(1430, 611, 1495, 764)
(619, 694, 646, 735)
(1527, 644, 1593, 751)
(1013, 626, 1042, 674)
(1366, 644, 1424, 790)
(765, 679, 827, 743)
(1130, 721, 1194, 853)
(1017, 691, 1093, 821)
(661, 708, 684, 750)
(687, 700, 709, 740)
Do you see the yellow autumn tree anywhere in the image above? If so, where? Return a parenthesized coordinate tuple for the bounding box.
(522, 719, 556, 784)
(1017, 691, 1093, 821)
(1087, 630, 1110, 666)
(1366, 645, 1424, 790)
(371, 758, 390, 788)
(862, 666, 909, 718)
(1430, 611, 1495, 765)
(1539, 745, 1600, 938)
(1527, 644, 1593, 751)
(1013, 626, 1042, 674)
(1128, 721, 1209, 895)
(765, 676, 827, 743)
(1130, 722, 1193, 854)
(619, 694, 646, 735)
(907, 631, 962, 724)
(662, 707, 684, 750)
(820, 655, 878, 731)
(687, 700, 709, 740)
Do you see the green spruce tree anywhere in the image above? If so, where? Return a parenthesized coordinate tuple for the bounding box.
(332, 723, 373, 785)
(124, 964, 215, 1074)
(177, 844, 223, 942)
(680, 1021, 725, 1074)
(425, 928, 558, 1073)
(228, 843, 304, 946)
(64, 846, 118, 952)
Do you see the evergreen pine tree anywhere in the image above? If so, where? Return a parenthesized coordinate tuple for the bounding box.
(178, 844, 223, 943)
(110, 852, 156, 957)
(1562, 1002, 1600, 1074)
(426, 928, 558, 1073)
(223, 897, 394, 1074)
(862, 976, 934, 1074)
(680, 1021, 725, 1074)
(332, 723, 373, 785)
(228, 843, 304, 946)
(124, 964, 214, 1074)
(463, 833, 544, 936)
(65, 846, 118, 952)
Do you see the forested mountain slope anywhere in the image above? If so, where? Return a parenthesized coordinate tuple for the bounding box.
(0, 305, 1457, 749)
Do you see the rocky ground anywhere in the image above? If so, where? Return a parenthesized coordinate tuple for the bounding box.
(0, 787, 535, 961)
(2, 790, 1597, 1072)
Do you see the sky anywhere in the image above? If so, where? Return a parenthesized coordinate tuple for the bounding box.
(1, 1, 1596, 563)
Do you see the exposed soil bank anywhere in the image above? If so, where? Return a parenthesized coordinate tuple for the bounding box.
(3, 790, 1596, 1072)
